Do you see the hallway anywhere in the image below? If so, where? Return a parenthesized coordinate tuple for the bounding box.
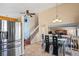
(24, 42, 51, 56)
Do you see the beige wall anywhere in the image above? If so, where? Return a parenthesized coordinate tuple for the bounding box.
(30, 15, 37, 33)
(38, 3, 79, 40)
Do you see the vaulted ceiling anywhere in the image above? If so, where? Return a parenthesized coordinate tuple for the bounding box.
(0, 3, 61, 18)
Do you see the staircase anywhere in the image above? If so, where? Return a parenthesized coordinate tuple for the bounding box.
(30, 25, 39, 40)
(24, 14, 39, 45)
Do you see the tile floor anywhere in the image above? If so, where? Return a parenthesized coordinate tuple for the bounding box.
(24, 42, 51, 56)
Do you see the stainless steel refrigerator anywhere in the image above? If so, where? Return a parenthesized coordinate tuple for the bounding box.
(0, 20, 22, 56)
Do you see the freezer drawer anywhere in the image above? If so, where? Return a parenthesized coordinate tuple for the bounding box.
(15, 41, 22, 56)
(15, 46, 22, 56)
(7, 48, 15, 56)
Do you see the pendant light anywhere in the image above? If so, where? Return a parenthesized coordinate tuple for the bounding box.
(53, 3, 62, 23)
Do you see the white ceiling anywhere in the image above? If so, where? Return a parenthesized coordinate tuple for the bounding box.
(0, 3, 61, 18)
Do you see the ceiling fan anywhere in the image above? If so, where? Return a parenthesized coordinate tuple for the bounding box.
(20, 10, 35, 17)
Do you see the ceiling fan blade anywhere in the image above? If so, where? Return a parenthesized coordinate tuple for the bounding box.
(30, 13, 35, 15)
(20, 10, 35, 17)
(20, 12, 25, 14)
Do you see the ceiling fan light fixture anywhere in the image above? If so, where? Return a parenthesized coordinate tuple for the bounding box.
(58, 19, 62, 22)
(52, 3, 62, 23)
(53, 18, 62, 23)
